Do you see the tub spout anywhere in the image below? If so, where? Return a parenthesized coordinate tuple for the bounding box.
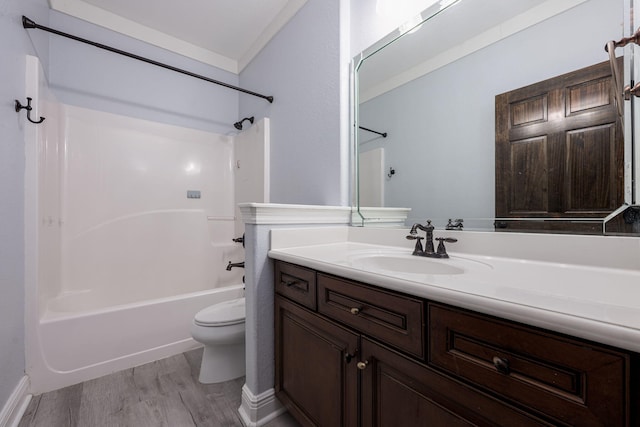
(226, 261, 245, 271)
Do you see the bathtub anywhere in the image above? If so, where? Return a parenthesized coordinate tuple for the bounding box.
(29, 284, 244, 394)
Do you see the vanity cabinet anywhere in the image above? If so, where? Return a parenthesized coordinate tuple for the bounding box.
(273, 260, 635, 427)
(275, 296, 358, 426)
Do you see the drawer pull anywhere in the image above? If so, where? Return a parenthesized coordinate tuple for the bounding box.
(282, 280, 298, 287)
(492, 356, 510, 375)
(345, 353, 354, 363)
(350, 307, 361, 315)
(357, 361, 369, 370)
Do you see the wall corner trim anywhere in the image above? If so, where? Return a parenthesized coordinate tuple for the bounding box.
(238, 385, 286, 427)
(0, 376, 32, 427)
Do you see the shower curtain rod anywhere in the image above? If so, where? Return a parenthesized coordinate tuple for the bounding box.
(21, 16, 274, 103)
(359, 126, 387, 138)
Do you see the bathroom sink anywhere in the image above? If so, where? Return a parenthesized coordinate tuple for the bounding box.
(346, 252, 491, 276)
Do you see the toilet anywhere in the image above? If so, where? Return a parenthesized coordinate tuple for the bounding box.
(191, 297, 246, 384)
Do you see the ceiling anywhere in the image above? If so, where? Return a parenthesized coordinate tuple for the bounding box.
(48, 0, 307, 74)
(358, 0, 588, 102)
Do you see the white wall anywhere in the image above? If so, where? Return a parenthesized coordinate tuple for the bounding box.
(59, 105, 238, 302)
(238, 0, 345, 206)
(0, 0, 50, 411)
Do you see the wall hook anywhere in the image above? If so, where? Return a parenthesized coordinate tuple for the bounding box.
(15, 97, 45, 124)
(387, 167, 396, 178)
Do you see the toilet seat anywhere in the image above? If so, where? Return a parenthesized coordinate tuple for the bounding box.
(194, 297, 245, 327)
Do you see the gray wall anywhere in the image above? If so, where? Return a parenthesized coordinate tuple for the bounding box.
(238, 0, 345, 206)
(0, 0, 49, 408)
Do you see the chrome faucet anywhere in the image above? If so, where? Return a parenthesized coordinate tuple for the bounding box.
(226, 261, 245, 271)
(406, 220, 457, 258)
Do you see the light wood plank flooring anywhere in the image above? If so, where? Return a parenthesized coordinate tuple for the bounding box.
(19, 349, 300, 427)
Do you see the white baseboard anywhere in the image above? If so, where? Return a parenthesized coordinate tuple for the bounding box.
(238, 385, 286, 427)
(0, 376, 32, 427)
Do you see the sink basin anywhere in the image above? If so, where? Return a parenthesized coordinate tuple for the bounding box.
(346, 252, 491, 276)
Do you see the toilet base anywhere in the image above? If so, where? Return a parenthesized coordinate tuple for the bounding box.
(198, 342, 246, 384)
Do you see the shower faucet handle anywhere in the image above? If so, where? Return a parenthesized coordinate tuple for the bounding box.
(232, 234, 245, 247)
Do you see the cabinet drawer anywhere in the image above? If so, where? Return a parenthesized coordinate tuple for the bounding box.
(317, 273, 424, 358)
(275, 261, 316, 310)
(428, 303, 630, 426)
(361, 338, 551, 427)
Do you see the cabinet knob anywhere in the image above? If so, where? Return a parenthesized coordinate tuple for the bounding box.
(357, 361, 369, 370)
(492, 356, 510, 375)
(350, 307, 360, 315)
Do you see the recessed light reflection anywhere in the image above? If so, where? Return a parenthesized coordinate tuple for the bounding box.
(399, 14, 424, 34)
(184, 162, 201, 175)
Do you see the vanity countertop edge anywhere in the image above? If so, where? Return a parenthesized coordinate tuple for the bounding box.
(268, 227, 640, 353)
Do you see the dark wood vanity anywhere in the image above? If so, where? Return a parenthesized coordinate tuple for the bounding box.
(274, 260, 638, 426)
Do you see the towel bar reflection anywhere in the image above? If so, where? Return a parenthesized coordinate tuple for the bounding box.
(359, 126, 387, 138)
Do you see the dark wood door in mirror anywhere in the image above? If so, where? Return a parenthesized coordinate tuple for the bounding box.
(495, 59, 624, 233)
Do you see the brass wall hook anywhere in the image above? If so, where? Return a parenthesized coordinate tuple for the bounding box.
(14, 97, 45, 124)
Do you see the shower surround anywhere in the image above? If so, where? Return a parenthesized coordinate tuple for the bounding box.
(23, 56, 266, 393)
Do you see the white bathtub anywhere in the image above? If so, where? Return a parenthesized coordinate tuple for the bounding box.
(29, 284, 244, 393)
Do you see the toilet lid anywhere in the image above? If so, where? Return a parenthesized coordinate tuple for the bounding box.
(194, 297, 245, 327)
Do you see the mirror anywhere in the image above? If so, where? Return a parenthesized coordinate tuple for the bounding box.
(353, 0, 637, 234)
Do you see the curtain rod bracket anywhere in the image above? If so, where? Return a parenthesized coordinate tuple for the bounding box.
(22, 15, 274, 104)
(22, 16, 37, 29)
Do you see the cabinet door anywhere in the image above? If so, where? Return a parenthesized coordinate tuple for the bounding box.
(275, 296, 359, 427)
(359, 338, 549, 427)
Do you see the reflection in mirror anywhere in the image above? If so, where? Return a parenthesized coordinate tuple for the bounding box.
(354, 0, 639, 234)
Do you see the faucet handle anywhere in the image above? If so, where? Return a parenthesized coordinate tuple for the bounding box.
(407, 235, 424, 255)
(446, 219, 464, 230)
(435, 237, 457, 258)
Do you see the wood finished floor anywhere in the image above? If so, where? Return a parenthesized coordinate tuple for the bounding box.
(19, 348, 300, 427)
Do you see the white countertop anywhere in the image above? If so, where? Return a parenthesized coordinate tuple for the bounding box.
(268, 227, 640, 353)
